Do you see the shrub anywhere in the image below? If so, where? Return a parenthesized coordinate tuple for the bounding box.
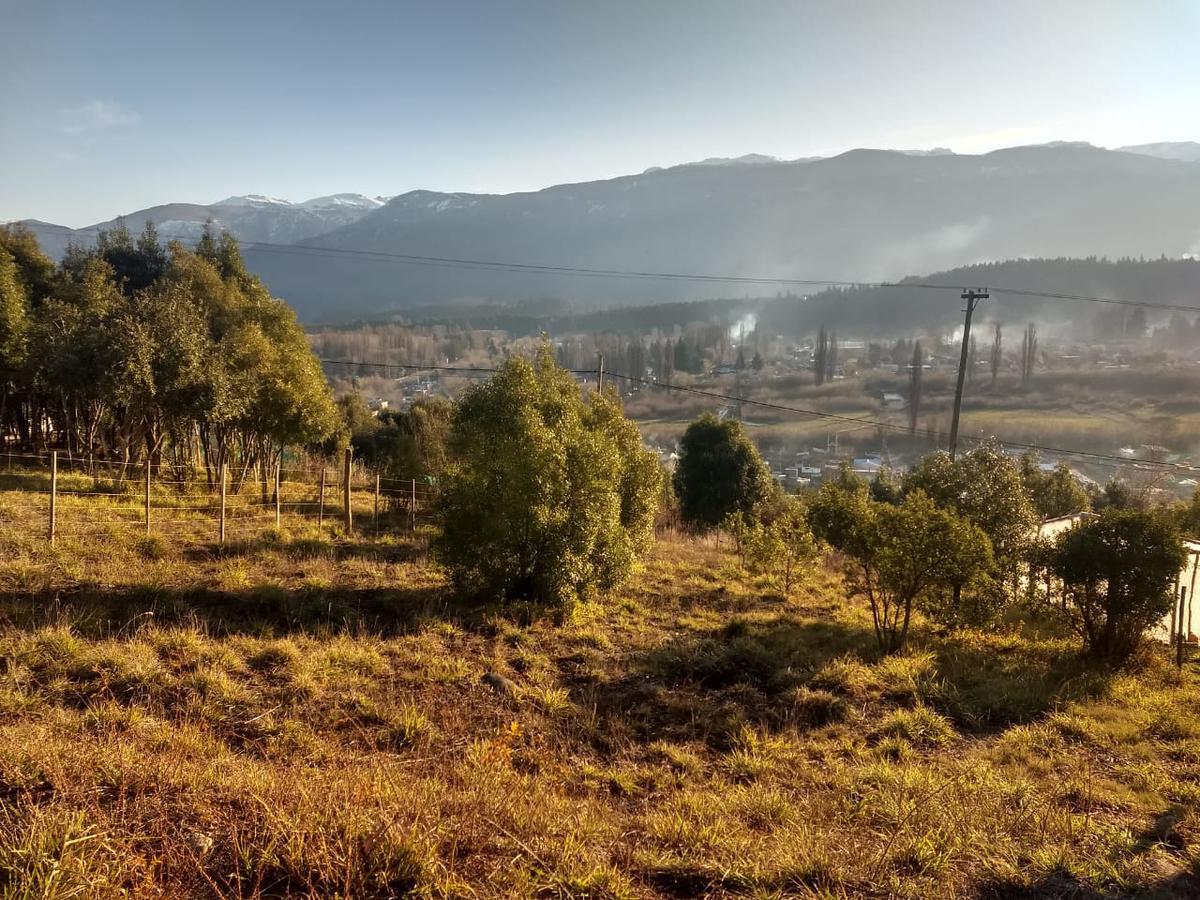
(433, 347, 660, 607)
(673, 413, 774, 530)
(824, 490, 993, 653)
(1048, 509, 1186, 664)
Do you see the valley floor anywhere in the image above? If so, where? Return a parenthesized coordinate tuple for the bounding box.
(0, 492, 1198, 898)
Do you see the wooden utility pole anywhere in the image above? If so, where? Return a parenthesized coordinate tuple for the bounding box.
(218, 463, 227, 544)
(342, 448, 353, 533)
(144, 458, 152, 535)
(949, 288, 989, 460)
(48, 451, 58, 545)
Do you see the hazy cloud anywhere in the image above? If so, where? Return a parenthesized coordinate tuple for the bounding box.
(58, 100, 140, 135)
(55, 150, 88, 163)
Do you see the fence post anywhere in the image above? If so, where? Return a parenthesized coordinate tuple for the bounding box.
(374, 470, 381, 538)
(318, 467, 326, 532)
(48, 450, 58, 545)
(410, 478, 416, 533)
(1178, 586, 1187, 670)
(343, 447, 353, 533)
(219, 463, 227, 545)
(144, 458, 151, 535)
(274, 463, 281, 529)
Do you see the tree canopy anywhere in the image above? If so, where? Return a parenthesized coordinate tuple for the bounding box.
(1049, 510, 1185, 664)
(673, 413, 775, 530)
(0, 223, 340, 482)
(432, 347, 661, 607)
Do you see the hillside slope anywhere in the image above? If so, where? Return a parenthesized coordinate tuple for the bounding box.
(246, 144, 1200, 320)
(0, 486, 1196, 897)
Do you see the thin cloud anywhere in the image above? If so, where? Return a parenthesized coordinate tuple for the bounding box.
(55, 150, 88, 163)
(58, 99, 140, 135)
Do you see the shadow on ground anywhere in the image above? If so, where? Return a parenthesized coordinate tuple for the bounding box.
(976, 865, 1200, 899)
(587, 614, 1113, 746)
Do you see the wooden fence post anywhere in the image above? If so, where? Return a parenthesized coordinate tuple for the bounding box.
(219, 463, 227, 545)
(144, 458, 151, 535)
(275, 463, 281, 529)
(410, 478, 416, 533)
(1178, 586, 1188, 670)
(374, 470, 381, 538)
(318, 468, 326, 532)
(48, 450, 57, 545)
(343, 447, 353, 533)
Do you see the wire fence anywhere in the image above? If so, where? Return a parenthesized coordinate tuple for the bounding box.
(0, 450, 437, 547)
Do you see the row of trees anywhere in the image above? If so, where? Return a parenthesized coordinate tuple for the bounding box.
(667, 415, 1184, 664)
(0, 224, 339, 485)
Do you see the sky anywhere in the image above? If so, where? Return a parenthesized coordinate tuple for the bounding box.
(2, 0, 1198, 227)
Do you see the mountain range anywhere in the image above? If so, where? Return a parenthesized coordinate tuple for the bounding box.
(10, 142, 1200, 322)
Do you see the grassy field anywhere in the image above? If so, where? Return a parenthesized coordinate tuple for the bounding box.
(0, 488, 1198, 898)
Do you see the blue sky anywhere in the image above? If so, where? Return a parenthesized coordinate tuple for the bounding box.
(2, 0, 1197, 226)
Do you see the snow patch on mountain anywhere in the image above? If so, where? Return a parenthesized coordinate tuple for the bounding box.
(215, 194, 293, 208)
(297, 193, 386, 210)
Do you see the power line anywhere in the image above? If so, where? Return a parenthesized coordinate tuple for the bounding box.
(32, 223, 1200, 313)
(318, 357, 1200, 476)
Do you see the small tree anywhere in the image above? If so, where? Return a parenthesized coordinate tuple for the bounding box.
(674, 413, 774, 530)
(1019, 452, 1090, 518)
(1048, 510, 1185, 664)
(823, 490, 992, 653)
(904, 443, 1036, 590)
(731, 498, 817, 592)
(433, 348, 660, 607)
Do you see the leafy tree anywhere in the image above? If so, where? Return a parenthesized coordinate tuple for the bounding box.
(433, 348, 660, 606)
(1048, 510, 1185, 664)
(745, 498, 817, 592)
(1090, 477, 1145, 512)
(807, 474, 874, 559)
(673, 413, 774, 530)
(0, 225, 57, 301)
(823, 489, 992, 653)
(1019, 452, 1090, 518)
(904, 444, 1036, 582)
(0, 247, 29, 382)
(1173, 488, 1200, 539)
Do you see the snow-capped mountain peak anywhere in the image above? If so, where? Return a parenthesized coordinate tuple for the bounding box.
(214, 194, 294, 208)
(296, 193, 387, 210)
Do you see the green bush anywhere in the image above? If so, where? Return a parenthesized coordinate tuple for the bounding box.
(673, 413, 774, 530)
(433, 347, 660, 607)
(1048, 509, 1185, 664)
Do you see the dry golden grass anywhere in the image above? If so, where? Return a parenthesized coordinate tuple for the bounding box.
(0, 489, 1197, 897)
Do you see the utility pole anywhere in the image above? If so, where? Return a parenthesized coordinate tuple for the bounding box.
(597, 353, 605, 395)
(949, 288, 989, 460)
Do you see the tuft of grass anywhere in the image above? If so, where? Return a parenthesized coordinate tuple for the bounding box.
(786, 686, 848, 728)
(135, 534, 168, 560)
(872, 705, 958, 749)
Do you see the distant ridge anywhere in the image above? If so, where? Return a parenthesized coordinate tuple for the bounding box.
(9, 141, 1200, 321)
